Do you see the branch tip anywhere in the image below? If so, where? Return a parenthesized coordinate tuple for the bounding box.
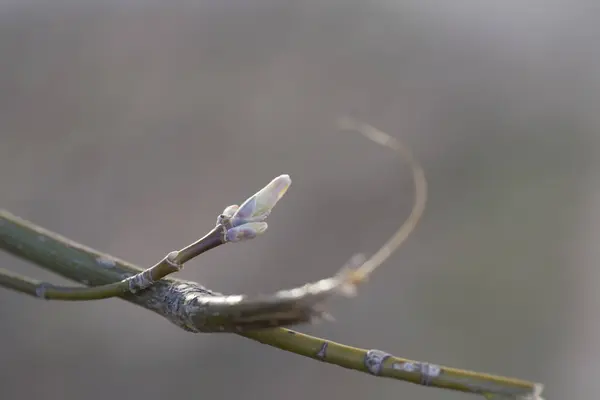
(230, 174, 291, 226)
(218, 174, 291, 243)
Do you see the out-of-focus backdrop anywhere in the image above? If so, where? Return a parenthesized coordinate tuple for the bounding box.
(1, 1, 598, 399)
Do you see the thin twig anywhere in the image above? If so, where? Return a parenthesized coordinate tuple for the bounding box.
(335, 117, 428, 285)
(0, 225, 224, 300)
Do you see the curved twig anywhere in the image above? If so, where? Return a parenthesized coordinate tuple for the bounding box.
(336, 117, 428, 283)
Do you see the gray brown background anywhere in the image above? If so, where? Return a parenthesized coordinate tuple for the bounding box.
(1, 1, 598, 399)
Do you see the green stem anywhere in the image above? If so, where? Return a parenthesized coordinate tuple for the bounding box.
(242, 329, 543, 399)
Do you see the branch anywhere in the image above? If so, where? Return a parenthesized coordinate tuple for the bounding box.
(242, 329, 544, 400)
(0, 225, 224, 300)
(2, 207, 351, 330)
(0, 175, 298, 301)
(0, 211, 543, 399)
(0, 120, 544, 399)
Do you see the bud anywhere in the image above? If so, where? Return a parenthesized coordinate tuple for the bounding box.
(216, 204, 239, 226)
(226, 222, 268, 242)
(221, 204, 240, 218)
(231, 174, 291, 227)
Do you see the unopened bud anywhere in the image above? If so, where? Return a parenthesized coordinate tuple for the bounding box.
(231, 174, 291, 227)
(216, 204, 240, 226)
(226, 222, 268, 242)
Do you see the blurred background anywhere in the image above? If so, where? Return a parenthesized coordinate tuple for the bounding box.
(0, 1, 598, 399)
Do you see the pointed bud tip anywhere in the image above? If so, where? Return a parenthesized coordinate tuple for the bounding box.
(265, 174, 292, 199)
(229, 174, 292, 226)
(275, 174, 291, 183)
